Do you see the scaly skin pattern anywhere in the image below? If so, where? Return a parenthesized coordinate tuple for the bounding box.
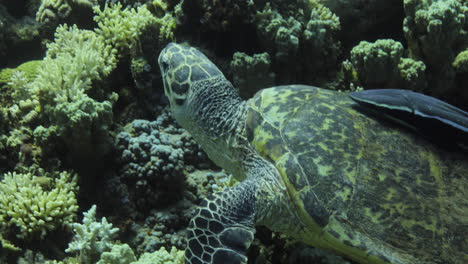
(246, 85, 468, 264)
(159, 43, 468, 264)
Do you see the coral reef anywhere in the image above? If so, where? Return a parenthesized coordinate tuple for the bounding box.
(97, 244, 137, 264)
(320, 0, 405, 50)
(255, 0, 341, 87)
(1, 0, 467, 263)
(36, 0, 98, 32)
(403, 0, 468, 99)
(113, 110, 214, 216)
(344, 39, 426, 91)
(0, 170, 78, 240)
(230, 51, 275, 99)
(93, 3, 158, 55)
(66, 205, 119, 264)
(182, 0, 256, 32)
(132, 246, 184, 264)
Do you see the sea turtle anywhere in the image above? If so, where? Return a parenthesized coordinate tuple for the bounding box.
(158, 43, 468, 264)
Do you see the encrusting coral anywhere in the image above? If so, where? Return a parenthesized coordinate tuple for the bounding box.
(0, 170, 78, 240)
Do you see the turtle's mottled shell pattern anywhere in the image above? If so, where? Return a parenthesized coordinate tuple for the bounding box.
(245, 85, 468, 264)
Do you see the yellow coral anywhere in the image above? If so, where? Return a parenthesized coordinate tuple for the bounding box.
(132, 246, 184, 264)
(453, 49, 468, 73)
(93, 3, 158, 55)
(0, 170, 79, 239)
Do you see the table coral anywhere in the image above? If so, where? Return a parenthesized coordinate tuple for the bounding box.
(0, 170, 78, 240)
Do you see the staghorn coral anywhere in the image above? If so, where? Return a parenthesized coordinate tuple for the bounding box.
(16, 24, 118, 163)
(66, 205, 119, 264)
(93, 3, 160, 55)
(0, 170, 78, 240)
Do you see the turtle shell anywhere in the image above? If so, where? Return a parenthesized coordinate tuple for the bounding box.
(245, 85, 468, 264)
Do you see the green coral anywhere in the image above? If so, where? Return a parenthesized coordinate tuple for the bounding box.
(93, 3, 159, 55)
(453, 49, 468, 73)
(95, 244, 184, 264)
(0, 170, 78, 239)
(403, 0, 468, 96)
(302, 0, 341, 75)
(36, 0, 98, 24)
(132, 247, 184, 264)
(97, 244, 137, 264)
(345, 39, 426, 91)
(254, 0, 341, 86)
(230, 52, 275, 99)
(0, 60, 42, 87)
(16, 24, 118, 160)
(398, 58, 427, 90)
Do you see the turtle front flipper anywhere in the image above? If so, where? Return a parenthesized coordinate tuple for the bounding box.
(185, 180, 257, 264)
(350, 89, 468, 150)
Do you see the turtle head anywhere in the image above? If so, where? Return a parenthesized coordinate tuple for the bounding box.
(158, 42, 224, 108)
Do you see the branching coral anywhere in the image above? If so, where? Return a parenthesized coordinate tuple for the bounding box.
(36, 0, 98, 24)
(66, 205, 119, 264)
(11, 24, 118, 162)
(344, 39, 426, 91)
(403, 0, 468, 97)
(453, 49, 468, 73)
(0, 170, 78, 239)
(254, 0, 341, 86)
(95, 243, 184, 264)
(132, 247, 184, 264)
(94, 3, 160, 55)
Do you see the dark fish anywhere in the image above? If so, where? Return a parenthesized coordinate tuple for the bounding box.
(350, 89, 468, 151)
